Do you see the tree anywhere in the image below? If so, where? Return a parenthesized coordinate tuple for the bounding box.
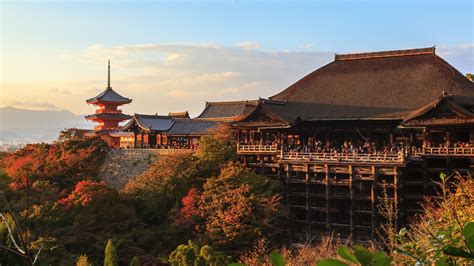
(76, 254, 92, 266)
(197, 124, 237, 175)
(169, 240, 229, 266)
(104, 239, 118, 266)
(466, 73, 474, 82)
(188, 162, 286, 253)
(129, 256, 140, 266)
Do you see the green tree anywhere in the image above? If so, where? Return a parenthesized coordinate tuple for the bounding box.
(104, 239, 118, 266)
(76, 254, 92, 266)
(169, 240, 229, 266)
(466, 73, 474, 82)
(129, 256, 140, 266)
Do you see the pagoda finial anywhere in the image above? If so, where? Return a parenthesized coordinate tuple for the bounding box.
(107, 59, 111, 88)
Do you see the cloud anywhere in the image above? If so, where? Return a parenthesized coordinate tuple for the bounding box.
(236, 42, 261, 50)
(437, 44, 474, 73)
(54, 43, 333, 115)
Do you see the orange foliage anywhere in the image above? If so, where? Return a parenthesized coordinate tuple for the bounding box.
(57, 180, 111, 208)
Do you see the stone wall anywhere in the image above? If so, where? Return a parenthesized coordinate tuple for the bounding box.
(98, 149, 158, 190)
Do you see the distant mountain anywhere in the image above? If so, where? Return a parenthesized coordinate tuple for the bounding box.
(0, 106, 92, 143)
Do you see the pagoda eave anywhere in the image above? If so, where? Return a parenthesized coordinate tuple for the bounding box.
(86, 99, 132, 105)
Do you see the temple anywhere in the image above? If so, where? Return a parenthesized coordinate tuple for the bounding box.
(231, 46, 474, 242)
(85, 46, 474, 243)
(85, 60, 132, 147)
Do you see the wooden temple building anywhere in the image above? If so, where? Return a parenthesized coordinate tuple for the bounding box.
(85, 61, 132, 147)
(86, 47, 473, 243)
(117, 100, 258, 149)
(230, 47, 474, 243)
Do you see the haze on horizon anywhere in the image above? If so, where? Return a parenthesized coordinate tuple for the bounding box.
(1, 0, 473, 118)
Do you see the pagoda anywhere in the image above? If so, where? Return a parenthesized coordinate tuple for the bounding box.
(85, 60, 132, 147)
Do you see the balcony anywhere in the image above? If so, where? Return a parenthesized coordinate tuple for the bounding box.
(96, 109, 122, 114)
(280, 152, 405, 164)
(237, 144, 279, 154)
(424, 147, 474, 157)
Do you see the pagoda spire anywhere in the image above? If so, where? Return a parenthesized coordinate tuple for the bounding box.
(107, 59, 111, 88)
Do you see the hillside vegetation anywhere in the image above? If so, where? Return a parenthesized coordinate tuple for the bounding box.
(0, 126, 472, 265)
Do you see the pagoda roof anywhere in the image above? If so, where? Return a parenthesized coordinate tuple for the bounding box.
(86, 86, 132, 104)
(196, 100, 258, 121)
(167, 118, 221, 136)
(85, 113, 132, 120)
(269, 46, 474, 120)
(122, 114, 174, 132)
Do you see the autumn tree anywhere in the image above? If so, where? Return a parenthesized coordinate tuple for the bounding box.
(197, 124, 237, 175)
(180, 162, 286, 254)
(76, 254, 92, 266)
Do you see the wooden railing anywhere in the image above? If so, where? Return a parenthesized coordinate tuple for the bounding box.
(424, 147, 474, 156)
(280, 152, 405, 164)
(236, 145, 474, 162)
(237, 144, 279, 154)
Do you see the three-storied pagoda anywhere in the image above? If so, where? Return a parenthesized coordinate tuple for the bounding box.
(86, 61, 132, 147)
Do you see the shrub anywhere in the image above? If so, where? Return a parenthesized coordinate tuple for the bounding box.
(395, 173, 474, 264)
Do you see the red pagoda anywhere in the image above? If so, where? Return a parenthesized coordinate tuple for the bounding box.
(85, 60, 132, 147)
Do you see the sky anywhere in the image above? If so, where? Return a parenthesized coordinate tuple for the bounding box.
(1, 0, 473, 117)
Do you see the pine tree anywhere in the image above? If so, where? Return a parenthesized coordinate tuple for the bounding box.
(76, 254, 92, 266)
(129, 256, 140, 266)
(104, 239, 118, 266)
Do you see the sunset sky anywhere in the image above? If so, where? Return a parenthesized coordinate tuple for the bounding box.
(1, 0, 473, 117)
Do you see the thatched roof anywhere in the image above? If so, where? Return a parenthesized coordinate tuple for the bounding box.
(270, 47, 474, 120)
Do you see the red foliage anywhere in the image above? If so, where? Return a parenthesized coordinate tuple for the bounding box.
(57, 180, 110, 208)
(180, 188, 201, 222)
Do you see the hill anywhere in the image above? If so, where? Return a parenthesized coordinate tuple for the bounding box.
(0, 106, 91, 143)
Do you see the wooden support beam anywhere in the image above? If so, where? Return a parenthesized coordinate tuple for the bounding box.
(349, 165, 354, 239)
(305, 164, 311, 242)
(286, 165, 291, 207)
(325, 164, 330, 233)
(394, 166, 399, 231)
(371, 165, 376, 239)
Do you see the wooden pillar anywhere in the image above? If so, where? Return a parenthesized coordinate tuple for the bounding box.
(305, 164, 311, 242)
(389, 132, 394, 144)
(141, 132, 144, 148)
(237, 130, 241, 143)
(259, 131, 263, 144)
(349, 165, 354, 237)
(286, 165, 291, 207)
(394, 167, 399, 231)
(134, 131, 138, 148)
(423, 129, 429, 149)
(325, 164, 330, 233)
(446, 131, 451, 147)
(371, 166, 377, 239)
